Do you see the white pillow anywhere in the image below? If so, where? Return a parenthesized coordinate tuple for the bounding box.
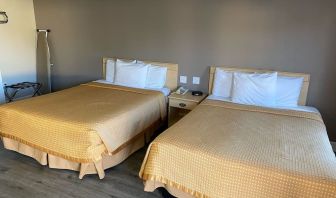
(116, 59, 136, 65)
(105, 59, 116, 82)
(276, 76, 304, 107)
(104, 59, 137, 83)
(232, 72, 278, 107)
(212, 69, 233, 98)
(114, 63, 149, 88)
(145, 64, 167, 89)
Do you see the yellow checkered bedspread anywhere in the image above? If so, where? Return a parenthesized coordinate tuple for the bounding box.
(0, 82, 166, 163)
(140, 99, 336, 198)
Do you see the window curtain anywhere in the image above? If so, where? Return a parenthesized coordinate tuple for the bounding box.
(36, 31, 51, 94)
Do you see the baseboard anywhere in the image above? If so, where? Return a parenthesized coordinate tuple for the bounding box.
(330, 141, 336, 152)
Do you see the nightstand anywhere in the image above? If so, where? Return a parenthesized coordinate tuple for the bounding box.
(168, 92, 207, 126)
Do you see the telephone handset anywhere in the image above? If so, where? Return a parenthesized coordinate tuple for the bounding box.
(175, 87, 189, 95)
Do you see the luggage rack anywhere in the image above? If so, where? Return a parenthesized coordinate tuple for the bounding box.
(4, 82, 42, 102)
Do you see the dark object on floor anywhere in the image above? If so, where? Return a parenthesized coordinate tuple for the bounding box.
(192, 91, 203, 96)
(158, 188, 176, 198)
(4, 82, 42, 102)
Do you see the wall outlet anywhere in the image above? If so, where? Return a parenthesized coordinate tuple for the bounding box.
(192, 77, 200, 85)
(180, 76, 187, 84)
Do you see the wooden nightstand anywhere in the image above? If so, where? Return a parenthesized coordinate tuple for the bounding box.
(168, 92, 207, 126)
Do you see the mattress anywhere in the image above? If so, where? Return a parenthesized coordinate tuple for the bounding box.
(0, 82, 166, 164)
(139, 99, 336, 198)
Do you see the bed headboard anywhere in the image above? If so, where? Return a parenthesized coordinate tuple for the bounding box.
(208, 66, 310, 106)
(102, 57, 179, 90)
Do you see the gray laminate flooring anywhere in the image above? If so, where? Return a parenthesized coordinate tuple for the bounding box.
(0, 143, 162, 198)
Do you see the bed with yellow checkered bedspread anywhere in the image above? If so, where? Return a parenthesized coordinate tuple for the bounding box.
(0, 82, 166, 163)
(140, 99, 336, 198)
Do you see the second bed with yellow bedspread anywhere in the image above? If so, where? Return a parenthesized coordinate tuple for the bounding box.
(140, 99, 336, 198)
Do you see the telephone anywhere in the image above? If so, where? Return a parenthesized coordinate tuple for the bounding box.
(175, 87, 189, 95)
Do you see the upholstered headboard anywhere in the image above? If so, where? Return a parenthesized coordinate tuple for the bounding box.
(102, 57, 179, 90)
(208, 66, 310, 106)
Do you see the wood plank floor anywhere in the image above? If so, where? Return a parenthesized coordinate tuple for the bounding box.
(0, 143, 162, 198)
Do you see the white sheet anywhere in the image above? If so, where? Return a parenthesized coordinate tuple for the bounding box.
(94, 80, 171, 97)
(207, 95, 319, 113)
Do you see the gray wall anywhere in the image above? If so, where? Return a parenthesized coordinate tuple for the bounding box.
(33, 0, 336, 140)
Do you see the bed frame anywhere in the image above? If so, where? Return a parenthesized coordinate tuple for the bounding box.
(102, 57, 179, 91)
(208, 66, 310, 106)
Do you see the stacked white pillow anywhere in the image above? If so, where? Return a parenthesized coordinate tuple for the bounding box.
(212, 68, 233, 98)
(114, 60, 149, 88)
(276, 76, 304, 107)
(105, 59, 136, 83)
(145, 64, 168, 89)
(105, 59, 167, 89)
(212, 69, 304, 108)
(105, 59, 116, 82)
(231, 72, 278, 107)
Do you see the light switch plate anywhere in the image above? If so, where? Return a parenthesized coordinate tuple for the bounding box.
(192, 77, 200, 85)
(180, 76, 187, 84)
